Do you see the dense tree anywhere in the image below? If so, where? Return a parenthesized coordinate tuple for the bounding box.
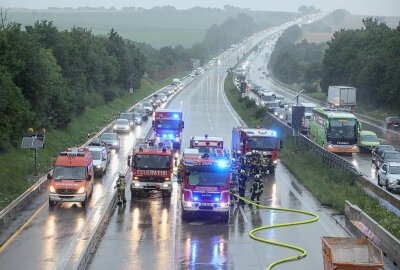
(321, 18, 400, 108)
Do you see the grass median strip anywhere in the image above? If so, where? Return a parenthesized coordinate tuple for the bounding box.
(224, 73, 400, 240)
(0, 72, 187, 211)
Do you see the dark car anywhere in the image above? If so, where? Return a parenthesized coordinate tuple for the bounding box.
(385, 116, 400, 129)
(372, 145, 396, 166)
(376, 150, 400, 168)
(134, 109, 148, 121)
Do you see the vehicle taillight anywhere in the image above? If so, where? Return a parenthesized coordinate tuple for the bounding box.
(221, 192, 229, 203)
(183, 190, 192, 201)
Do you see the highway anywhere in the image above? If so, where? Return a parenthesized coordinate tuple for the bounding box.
(2, 14, 397, 270)
(246, 35, 400, 201)
(88, 32, 351, 270)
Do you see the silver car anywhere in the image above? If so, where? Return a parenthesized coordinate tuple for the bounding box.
(113, 119, 131, 133)
(100, 132, 120, 151)
(378, 162, 400, 192)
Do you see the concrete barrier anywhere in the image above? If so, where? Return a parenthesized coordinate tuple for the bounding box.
(345, 200, 400, 266)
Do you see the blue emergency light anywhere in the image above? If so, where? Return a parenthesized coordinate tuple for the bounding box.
(168, 134, 174, 139)
(216, 159, 229, 168)
(193, 196, 199, 201)
(172, 113, 179, 119)
(214, 196, 220, 202)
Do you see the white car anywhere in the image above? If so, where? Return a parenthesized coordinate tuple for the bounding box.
(87, 145, 110, 177)
(377, 162, 400, 192)
(113, 119, 131, 133)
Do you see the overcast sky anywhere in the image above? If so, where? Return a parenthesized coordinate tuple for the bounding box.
(1, 0, 400, 16)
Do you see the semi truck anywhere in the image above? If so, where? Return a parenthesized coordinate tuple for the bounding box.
(128, 139, 174, 198)
(48, 147, 94, 207)
(327, 86, 357, 111)
(180, 148, 231, 222)
(231, 127, 282, 174)
(153, 109, 184, 150)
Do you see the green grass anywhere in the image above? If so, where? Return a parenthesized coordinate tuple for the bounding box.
(7, 10, 297, 48)
(0, 72, 187, 210)
(223, 75, 400, 240)
(224, 74, 267, 128)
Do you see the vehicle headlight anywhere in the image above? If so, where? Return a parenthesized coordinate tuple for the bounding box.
(49, 185, 56, 193)
(77, 186, 85, 194)
(113, 125, 117, 130)
(95, 165, 102, 169)
(133, 176, 139, 180)
(327, 144, 334, 149)
(112, 142, 118, 145)
(165, 177, 170, 181)
(184, 201, 192, 207)
(273, 160, 278, 164)
(162, 184, 169, 188)
(134, 182, 140, 187)
(220, 203, 228, 208)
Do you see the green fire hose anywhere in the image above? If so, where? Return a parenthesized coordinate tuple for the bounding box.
(233, 194, 319, 270)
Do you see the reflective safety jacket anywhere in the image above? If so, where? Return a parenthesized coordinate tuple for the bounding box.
(115, 178, 126, 191)
(250, 181, 263, 194)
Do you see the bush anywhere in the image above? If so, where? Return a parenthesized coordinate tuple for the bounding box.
(255, 107, 267, 119)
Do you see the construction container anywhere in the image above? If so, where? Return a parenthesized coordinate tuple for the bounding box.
(321, 237, 384, 270)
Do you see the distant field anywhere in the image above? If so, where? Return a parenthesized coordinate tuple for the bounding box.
(5, 9, 297, 48)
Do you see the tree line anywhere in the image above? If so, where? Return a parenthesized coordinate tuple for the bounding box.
(0, 12, 265, 152)
(270, 16, 400, 109)
(269, 25, 327, 92)
(321, 18, 400, 109)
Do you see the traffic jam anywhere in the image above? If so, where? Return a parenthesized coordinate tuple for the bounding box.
(1, 14, 397, 270)
(235, 60, 400, 194)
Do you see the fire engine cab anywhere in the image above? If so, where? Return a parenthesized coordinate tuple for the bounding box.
(153, 109, 184, 150)
(129, 139, 174, 197)
(231, 127, 282, 174)
(189, 134, 227, 157)
(180, 148, 231, 222)
(47, 147, 94, 207)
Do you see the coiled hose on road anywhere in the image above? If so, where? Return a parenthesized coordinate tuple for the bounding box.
(233, 194, 319, 270)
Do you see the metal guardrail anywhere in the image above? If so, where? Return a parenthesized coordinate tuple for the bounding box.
(0, 74, 190, 231)
(233, 79, 400, 210)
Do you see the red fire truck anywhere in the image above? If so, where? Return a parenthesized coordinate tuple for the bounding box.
(153, 109, 184, 150)
(189, 134, 227, 157)
(129, 139, 174, 197)
(231, 127, 282, 174)
(180, 148, 231, 222)
(48, 147, 94, 207)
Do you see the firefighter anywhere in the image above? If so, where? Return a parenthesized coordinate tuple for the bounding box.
(176, 160, 184, 183)
(229, 177, 239, 206)
(114, 172, 127, 204)
(250, 174, 263, 205)
(250, 150, 259, 175)
(238, 169, 247, 205)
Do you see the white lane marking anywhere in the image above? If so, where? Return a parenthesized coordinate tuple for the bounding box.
(239, 206, 248, 223)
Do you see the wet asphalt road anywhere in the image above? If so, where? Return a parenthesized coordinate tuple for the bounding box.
(0, 113, 155, 270)
(248, 37, 400, 199)
(88, 34, 353, 269)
